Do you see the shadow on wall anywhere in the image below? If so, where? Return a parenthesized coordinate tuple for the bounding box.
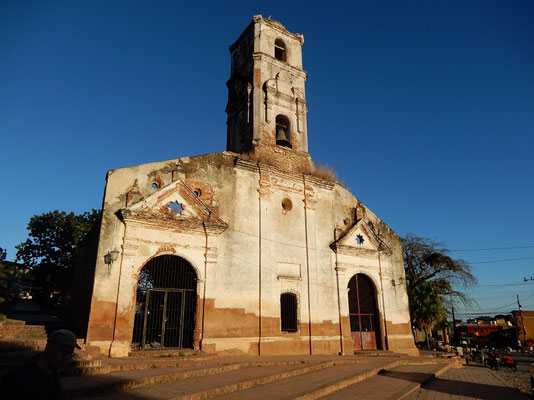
(68, 220, 101, 339)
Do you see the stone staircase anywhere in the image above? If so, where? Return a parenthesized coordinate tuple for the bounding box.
(0, 318, 49, 337)
(0, 318, 90, 375)
(0, 319, 464, 399)
(0, 318, 84, 351)
(56, 354, 463, 400)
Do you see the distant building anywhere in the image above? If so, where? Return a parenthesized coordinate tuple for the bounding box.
(0, 260, 39, 300)
(455, 324, 501, 342)
(512, 310, 534, 342)
(413, 327, 449, 346)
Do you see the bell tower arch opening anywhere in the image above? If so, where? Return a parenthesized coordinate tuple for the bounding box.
(132, 255, 197, 350)
(347, 273, 381, 351)
(275, 115, 291, 148)
(274, 38, 287, 62)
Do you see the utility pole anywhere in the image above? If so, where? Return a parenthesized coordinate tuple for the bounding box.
(450, 293, 456, 326)
(517, 294, 527, 341)
(450, 293, 456, 344)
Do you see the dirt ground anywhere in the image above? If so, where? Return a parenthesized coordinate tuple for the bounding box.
(468, 351, 533, 395)
(494, 353, 533, 395)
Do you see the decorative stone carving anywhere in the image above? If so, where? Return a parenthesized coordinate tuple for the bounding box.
(126, 180, 143, 207)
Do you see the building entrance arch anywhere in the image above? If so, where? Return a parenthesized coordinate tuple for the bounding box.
(132, 255, 197, 349)
(347, 273, 381, 351)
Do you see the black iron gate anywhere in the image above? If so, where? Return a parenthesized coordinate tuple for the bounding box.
(132, 255, 197, 349)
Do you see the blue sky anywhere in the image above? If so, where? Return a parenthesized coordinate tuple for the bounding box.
(1, 1, 533, 318)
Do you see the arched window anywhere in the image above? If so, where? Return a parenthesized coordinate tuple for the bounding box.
(274, 39, 287, 62)
(275, 115, 291, 148)
(280, 292, 298, 332)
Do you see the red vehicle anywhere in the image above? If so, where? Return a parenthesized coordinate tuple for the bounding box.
(485, 350, 517, 372)
(499, 354, 518, 372)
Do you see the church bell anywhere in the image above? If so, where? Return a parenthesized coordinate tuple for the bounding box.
(276, 126, 291, 148)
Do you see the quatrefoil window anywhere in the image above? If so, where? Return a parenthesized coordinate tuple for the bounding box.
(168, 201, 184, 215)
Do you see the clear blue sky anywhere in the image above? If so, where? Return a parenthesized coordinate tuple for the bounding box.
(1, 1, 533, 318)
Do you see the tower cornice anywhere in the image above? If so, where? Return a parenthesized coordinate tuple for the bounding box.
(252, 53, 308, 79)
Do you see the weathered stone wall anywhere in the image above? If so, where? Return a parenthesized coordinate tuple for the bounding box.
(69, 220, 100, 339)
(85, 151, 417, 357)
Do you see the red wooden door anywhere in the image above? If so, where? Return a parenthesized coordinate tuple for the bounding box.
(361, 331, 376, 350)
(352, 332, 362, 351)
(348, 274, 380, 351)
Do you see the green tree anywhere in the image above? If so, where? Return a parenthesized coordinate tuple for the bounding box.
(15, 209, 101, 310)
(0, 262, 7, 305)
(402, 233, 477, 345)
(408, 280, 448, 349)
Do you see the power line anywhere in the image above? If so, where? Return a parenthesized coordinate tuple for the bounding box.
(473, 282, 534, 288)
(227, 226, 534, 268)
(451, 245, 534, 252)
(456, 303, 534, 315)
(470, 256, 534, 264)
(456, 305, 534, 314)
(228, 226, 534, 267)
(456, 294, 534, 309)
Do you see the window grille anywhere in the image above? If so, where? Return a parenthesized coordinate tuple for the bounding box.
(132, 255, 197, 349)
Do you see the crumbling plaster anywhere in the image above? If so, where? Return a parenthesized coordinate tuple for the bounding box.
(85, 151, 416, 357)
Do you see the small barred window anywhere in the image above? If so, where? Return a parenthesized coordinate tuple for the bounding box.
(280, 292, 298, 332)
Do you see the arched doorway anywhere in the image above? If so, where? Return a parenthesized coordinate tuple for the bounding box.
(347, 273, 381, 351)
(132, 255, 197, 349)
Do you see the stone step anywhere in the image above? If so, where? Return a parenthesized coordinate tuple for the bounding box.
(77, 357, 458, 400)
(0, 324, 48, 338)
(0, 318, 26, 326)
(0, 351, 98, 381)
(319, 362, 453, 400)
(211, 360, 395, 400)
(0, 351, 96, 372)
(352, 350, 404, 357)
(60, 364, 108, 377)
(201, 360, 456, 400)
(128, 349, 217, 359)
(73, 359, 401, 400)
(102, 358, 220, 372)
(63, 358, 223, 376)
(64, 360, 332, 399)
(0, 338, 85, 352)
(0, 338, 49, 351)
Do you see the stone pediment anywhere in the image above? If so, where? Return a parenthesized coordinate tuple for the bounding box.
(119, 179, 227, 234)
(331, 220, 391, 257)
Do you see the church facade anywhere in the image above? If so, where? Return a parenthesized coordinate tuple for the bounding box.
(83, 16, 417, 357)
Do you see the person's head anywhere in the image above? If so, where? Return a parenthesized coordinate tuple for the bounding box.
(44, 329, 81, 369)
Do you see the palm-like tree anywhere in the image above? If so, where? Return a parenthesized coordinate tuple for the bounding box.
(408, 280, 448, 349)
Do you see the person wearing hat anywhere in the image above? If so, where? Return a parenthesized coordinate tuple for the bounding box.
(1, 329, 81, 400)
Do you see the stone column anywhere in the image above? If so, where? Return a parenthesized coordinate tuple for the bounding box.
(109, 231, 139, 358)
(197, 234, 218, 350)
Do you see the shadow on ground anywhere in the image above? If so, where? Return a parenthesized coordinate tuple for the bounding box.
(378, 369, 433, 384)
(423, 377, 530, 399)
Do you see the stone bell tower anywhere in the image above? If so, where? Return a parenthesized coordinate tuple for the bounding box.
(226, 15, 313, 172)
